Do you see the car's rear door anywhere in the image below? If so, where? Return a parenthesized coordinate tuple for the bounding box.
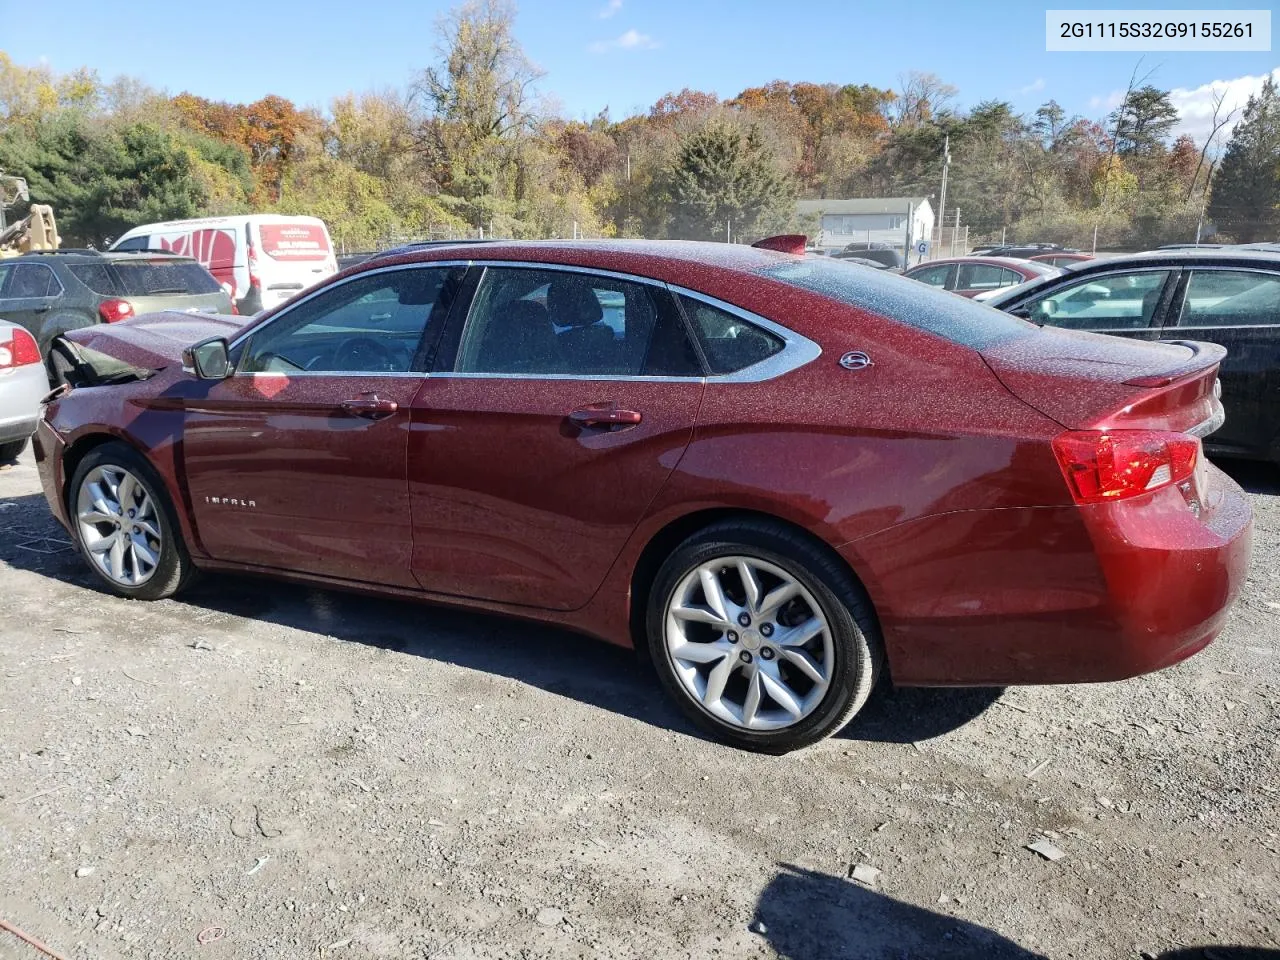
(181, 263, 464, 586)
(1162, 266, 1280, 457)
(406, 263, 705, 611)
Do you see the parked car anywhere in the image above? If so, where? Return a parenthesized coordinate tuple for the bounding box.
(36, 240, 1249, 752)
(0, 318, 47, 462)
(903, 256, 1061, 297)
(0, 250, 231, 362)
(834, 242, 904, 271)
(111, 215, 337, 315)
(984, 248, 1280, 464)
(1030, 252, 1094, 268)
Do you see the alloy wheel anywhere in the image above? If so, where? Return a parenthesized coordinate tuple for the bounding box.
(76, 465, 163, 587)
(664, 555, 834, 731)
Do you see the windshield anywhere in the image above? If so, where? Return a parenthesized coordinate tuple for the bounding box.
(762, 257, 1036, 349)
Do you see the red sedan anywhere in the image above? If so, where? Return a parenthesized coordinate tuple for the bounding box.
(904, 256, 1062, 297)
(34, 240, 1251, 752)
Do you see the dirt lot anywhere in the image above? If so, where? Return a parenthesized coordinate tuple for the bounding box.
(1, 447, 1277, 960)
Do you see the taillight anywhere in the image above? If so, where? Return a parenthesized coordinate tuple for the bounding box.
(0, 328, 40, 368)
(98, 298, 135, 323)
(248, 243, 261, 289)
(1053, 430, 1200, 504)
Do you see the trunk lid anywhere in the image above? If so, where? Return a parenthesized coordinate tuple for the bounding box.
(64, 312, 247, 370)
(981, 327, 1225, 435)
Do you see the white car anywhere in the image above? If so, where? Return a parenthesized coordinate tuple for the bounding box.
(0, 318, 48, 462)
(110, 214, 338, 315)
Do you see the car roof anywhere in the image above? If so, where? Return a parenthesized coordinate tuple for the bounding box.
(13, 249, 198, 264)
(363, 238, 799, 276)
(1054, 248, 1280, 271)
(908, 256, 1044, 269)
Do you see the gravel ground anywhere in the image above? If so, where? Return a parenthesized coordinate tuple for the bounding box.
(0, 447, 1277, 960)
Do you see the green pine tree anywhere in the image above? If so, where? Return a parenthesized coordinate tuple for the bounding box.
(1208, 77, 1280, 243)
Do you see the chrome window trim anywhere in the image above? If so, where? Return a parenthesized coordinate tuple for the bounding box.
(226, 257, 820, 384)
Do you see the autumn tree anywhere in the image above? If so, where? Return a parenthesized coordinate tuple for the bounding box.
(1208, 77, 1280, 242)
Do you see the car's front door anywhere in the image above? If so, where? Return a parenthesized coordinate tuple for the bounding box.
(1007, 268, 1177, 345)
(407, 264, 706, 610)
(181, 263, 464, 586)
(1164, 267, 1280, 458)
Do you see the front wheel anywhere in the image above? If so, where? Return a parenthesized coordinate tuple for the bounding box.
(646, 519, 882, 754)
(68, 442, 196, 600)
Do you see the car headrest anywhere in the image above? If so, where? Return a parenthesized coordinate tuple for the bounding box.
(548, 279, 604, 328)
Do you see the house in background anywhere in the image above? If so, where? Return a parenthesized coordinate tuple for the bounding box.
(797, 197, 934, 254)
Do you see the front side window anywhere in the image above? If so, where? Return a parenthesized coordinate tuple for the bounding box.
(455, 267, 701, 377)
(9, 263, 59, 298)
(955, 262, 1008, 292)
(906, 263, 953, 288)
(240, 266, 460, 374)
(1175, 270, 1280, 328)
(1021, 270, 1171, 330)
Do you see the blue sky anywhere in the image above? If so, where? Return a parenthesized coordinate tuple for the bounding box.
(1, 0, 1275, 138)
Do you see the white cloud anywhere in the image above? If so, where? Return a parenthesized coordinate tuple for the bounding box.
(1019, 78, 1045, 95)
(597, 0, 622, 18)
(588, 28, 658, 53)
(1168, 67, 1280, 144)
(1088, 67, 1279, 146)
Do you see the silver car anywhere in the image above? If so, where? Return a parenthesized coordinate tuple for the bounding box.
(0, 318, 48, 462)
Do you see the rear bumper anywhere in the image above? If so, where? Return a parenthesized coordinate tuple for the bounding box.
(0, 363, 50, 443)
(843, 465, 1252, 686)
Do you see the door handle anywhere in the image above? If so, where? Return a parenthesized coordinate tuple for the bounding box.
(341, 395, 399, 419)
(568, 405, 643, 428)
(33, 305, 50, 314)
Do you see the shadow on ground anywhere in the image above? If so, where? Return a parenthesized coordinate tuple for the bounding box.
(3, 488, 1010, 747)
(755, 863, 1047, 959)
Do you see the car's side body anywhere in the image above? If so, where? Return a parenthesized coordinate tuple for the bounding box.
(985, 249, 1280, 463)
(0, 319, 47, 450)
(902, 256, 1060, 297)
(34, 241, 1251, 691)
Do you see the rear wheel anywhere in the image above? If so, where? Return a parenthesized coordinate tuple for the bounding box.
(646, 519, 882, 754)
(68, 442, 195, 600)
(0, 438, 28, 463)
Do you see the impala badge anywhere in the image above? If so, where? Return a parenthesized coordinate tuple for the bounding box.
(839, 351, 873, 371)
(205, 496, 257, 507)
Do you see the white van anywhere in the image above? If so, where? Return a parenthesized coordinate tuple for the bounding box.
(110, 215, 338, 314)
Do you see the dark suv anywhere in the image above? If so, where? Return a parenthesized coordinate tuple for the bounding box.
(0, 250, 232, 360)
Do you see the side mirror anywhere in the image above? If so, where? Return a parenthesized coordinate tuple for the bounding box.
(183, 336, 231, 379)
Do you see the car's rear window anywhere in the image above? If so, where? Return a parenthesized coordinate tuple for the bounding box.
(109, 259, 221, 296)
(67, 263, 120, 295)
(760, 257, 1036, 350)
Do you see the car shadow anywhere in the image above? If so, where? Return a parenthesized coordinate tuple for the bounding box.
(754, 862, 1047, 959)
(1212, 457, 1280, 496)
(1158, 951, 1280, 960)
(2, 489, 1020, 748)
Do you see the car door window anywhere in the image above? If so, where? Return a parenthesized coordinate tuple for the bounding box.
(955, 262, 1008, 292)
(907, 264, 952, 287)
(239, 266, 460, 374)
(455, 267, 702, 377)
(1175, 270, 1280, 328)
(113, 236, 150, 252)
(1000, 268, 1024, 287)
(1020, 270, 1171, 330)
(0, 262, 12, 297)
(10, 263, 59, 298)
(678, 295, 784, 374)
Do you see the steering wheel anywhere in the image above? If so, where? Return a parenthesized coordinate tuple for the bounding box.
(333, 336, 403, 372)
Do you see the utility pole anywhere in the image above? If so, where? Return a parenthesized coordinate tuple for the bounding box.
(935, 135, 951, 248)
(726, 219, 731, 243)
(951, 208, 961, 256)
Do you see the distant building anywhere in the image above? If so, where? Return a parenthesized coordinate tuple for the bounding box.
(797, 197, 934, 254)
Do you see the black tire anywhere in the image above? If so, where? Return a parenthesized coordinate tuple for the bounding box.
(0, 437, 28, 463)
(67, 441, 196, 600)
(646, 518, 883, 754)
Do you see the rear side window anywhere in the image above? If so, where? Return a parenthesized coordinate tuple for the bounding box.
(112, 236, 150, 252)
(68, 264, 120, 296)
(110, 260, 221, 296)
(955, 262, 1009, 291)
(763, 258, 1034, 350)
(1176, 270, 1280, 328)
(906, 263, 952, 287)
(678, 295, 783, 374)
